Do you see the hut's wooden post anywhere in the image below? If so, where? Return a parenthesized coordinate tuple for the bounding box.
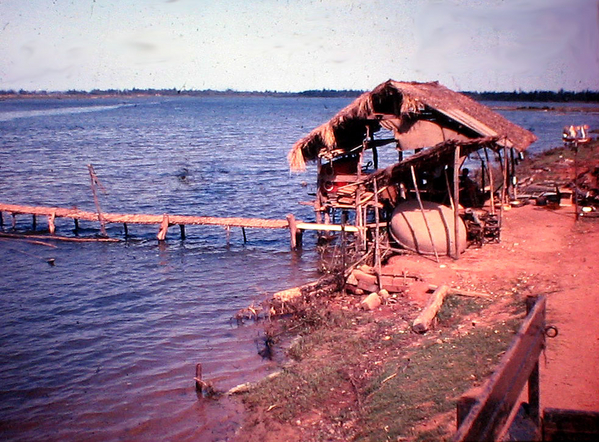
(48, 211, 56, 235)
(179, 224, 186, 240)
(315, 158, 323, 224)
(242, 227, 247, 243)
(0, 210, 3, 228)
(123, 222, 128, 237)
(411, 166, 439, 262)
(355, 184, 364, 251)
(373, 178, 383, 287)
(157, 214, 169, 241)
(11, 213, 17, 230)
(502, 145, 508, 205)
(484, 147, 496, 215)
(286, 214, 302, 250)
(453, 145, 461, 259)
(32, 214, 37, 231)
(74, 218, 80, 233)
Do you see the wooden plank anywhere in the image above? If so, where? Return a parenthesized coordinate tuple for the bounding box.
(295, 222, 359, 233)
(0, 202, 289, 229)
(452, 296, 546, 442)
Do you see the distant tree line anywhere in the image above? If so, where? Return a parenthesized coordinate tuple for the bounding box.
(464, 89, 599, 103)
(0, 88, 364, 98)
(1, 88, 598, 102)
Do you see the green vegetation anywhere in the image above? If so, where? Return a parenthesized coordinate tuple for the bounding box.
(465, 89, 599, 103)
(241, 294, 526, 440)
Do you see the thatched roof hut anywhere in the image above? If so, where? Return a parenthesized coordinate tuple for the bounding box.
(289, 80, 537, 171)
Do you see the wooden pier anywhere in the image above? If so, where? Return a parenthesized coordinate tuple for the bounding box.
(0, 202, 358, 248)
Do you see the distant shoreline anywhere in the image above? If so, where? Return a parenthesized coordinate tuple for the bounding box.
(1, 88, 599, 104)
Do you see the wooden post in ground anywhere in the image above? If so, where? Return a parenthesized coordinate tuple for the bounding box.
(0, 211, 3, 227)
(526, 295, 541, 428)
(157, 214, 169, 241)
(32, 215, 36, 231)
(411, 165, 439, 262)
(123, 223, 128, 237)
(12, 213, 16, 230)
(457, 386, 483, 427)
(74, 218, 80, 234)
(179, 224, 186, 240)
(484, 147, 496, 215)
(242, 227, 247, 243)
(373, 178, 383, 287)
(453, 145, 461, 259)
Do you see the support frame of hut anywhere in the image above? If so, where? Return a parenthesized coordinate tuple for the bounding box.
(288, 80, 536, 262)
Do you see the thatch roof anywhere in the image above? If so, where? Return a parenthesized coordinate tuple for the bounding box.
(289, 80, 537, 171)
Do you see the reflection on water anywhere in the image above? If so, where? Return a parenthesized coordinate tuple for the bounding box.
(1, 97, 598, 440)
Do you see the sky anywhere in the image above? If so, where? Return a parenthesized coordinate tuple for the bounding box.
(1, 0, 598, 93)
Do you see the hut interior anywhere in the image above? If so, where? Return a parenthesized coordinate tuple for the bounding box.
(289, 80, 537, 263)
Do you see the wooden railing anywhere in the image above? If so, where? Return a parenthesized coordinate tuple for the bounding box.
(453, 295, 546, 441)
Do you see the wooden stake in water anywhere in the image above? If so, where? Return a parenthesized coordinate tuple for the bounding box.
(87, 164, 107, 237)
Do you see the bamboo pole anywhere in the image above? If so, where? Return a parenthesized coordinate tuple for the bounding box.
(484, 147, 496, 215)
(373, 178, 382, 288)
(410, 165, 439, 263)
(453, 145, 461, 259)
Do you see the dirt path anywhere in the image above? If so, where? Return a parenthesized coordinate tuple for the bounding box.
(454, 204, 599, 412)
(386, 203, 599, 412)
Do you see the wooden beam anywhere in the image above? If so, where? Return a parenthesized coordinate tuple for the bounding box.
(453, 145, 461, 259)
(452, 296, 546, 442)
(295, 222, 359, 233)
(0, 203, 289, 229)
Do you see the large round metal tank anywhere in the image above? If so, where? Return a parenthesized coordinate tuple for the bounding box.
(389, 200, 467, 256)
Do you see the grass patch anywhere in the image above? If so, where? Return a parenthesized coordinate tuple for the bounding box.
(356, 318, 521, 440)
(241, 295, 524, 441)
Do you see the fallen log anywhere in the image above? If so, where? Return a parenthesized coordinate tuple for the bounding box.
(412, 284, 451, 333)
(428, 284, 491, 298)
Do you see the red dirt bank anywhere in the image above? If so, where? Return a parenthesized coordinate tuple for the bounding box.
(383, 203, 599, 412)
